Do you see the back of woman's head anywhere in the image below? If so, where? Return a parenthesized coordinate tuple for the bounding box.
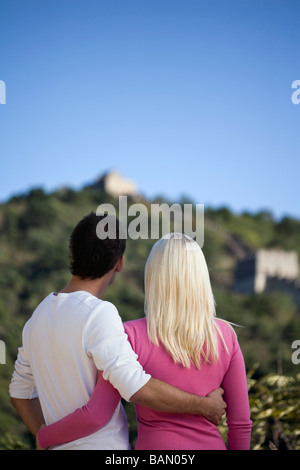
(144, 233, 219, 368)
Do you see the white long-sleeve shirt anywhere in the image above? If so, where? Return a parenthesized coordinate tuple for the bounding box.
(9, 291, 151, 449)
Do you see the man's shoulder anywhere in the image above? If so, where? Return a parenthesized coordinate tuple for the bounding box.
(83, 296, 120, 326)
(56, 291, 118, 314)
(30, 291, 119, 324)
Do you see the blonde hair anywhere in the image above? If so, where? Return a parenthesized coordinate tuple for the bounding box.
(144, 233, 228, 369)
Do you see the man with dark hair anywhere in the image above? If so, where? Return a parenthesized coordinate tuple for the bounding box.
(10, 213, 226, 450)
(69, 212, 126, 280)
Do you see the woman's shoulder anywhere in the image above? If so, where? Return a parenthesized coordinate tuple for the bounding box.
(124, 316, 147, 329)
(215, 318, 238, 349)
(124, 318, 149, 357)
(124, 317, 147, 339)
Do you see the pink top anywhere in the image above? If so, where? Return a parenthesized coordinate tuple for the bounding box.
(38, 318, 252, 450)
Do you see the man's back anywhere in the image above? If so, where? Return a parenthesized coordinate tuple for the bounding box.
(10, 291, 132, 449)
(24, 291, 101, 420)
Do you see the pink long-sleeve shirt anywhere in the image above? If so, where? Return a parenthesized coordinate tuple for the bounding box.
(38, 318, 252, 450)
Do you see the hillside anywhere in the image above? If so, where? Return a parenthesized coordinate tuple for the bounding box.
(0, 183, 300, 449)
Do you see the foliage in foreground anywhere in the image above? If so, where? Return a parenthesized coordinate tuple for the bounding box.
(248, 371, 300, 450)
(217, 370, 300, 450)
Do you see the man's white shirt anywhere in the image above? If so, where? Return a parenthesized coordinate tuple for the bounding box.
(9, 291, 151, 449)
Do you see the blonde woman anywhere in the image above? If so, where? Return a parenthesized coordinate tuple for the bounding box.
(37, 234, 252, 450)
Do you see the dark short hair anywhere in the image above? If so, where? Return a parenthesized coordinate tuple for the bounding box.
(69, 212, 126, 279)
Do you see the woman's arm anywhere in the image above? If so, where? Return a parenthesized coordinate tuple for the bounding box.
(37, 373, 121, 449)
(222, 338, 252, 450)
(37, 374, 227, 449)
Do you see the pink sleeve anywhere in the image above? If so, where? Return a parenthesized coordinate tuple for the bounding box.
(222, 335, 252, 450)
(37, 373, 121, 449)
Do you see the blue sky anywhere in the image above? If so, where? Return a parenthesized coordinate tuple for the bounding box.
(0, 0, 299, 220)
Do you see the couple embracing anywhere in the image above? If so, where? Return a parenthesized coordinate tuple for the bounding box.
(10, 212, 252, 450)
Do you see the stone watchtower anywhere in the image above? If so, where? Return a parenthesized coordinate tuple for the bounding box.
(253, 249, 299, 293)
(94, 171, 138, 197)
(235, 249, 300, 304)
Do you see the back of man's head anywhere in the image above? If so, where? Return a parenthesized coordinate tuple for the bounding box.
(69, 212, 126, 279)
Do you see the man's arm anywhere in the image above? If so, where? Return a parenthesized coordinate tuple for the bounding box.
(9, 342, 45, 438)
(10, 397, 45, 437)
(131, 379, 226, 425)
